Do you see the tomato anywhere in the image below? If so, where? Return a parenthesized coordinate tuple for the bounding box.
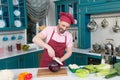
(25, 73, 32, 80)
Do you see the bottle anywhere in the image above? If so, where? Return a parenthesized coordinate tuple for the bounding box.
(0, 41, 5, 56)
(112, 55, 117, 65)
(101, 54, 105, 64)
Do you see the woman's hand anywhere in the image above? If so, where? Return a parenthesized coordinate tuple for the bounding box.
(47, 46, 55, 58)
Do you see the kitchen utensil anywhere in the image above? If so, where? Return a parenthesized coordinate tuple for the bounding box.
(37, 68, 67, 77)
(115, 46, 120, 53)
(53, 57, 63, 65)
(75, 31, 77, 40)
(87, 19, 98, 32)
(112, 18, 120, 33)
(92, 43, 101, 51)
(101, 18, 109, 28)
(72, 32, 75, 42)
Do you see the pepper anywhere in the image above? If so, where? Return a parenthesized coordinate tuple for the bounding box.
(24, 73, 32, 80)
(18, 72, 29, 80)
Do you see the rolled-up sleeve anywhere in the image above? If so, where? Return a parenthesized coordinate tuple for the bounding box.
(66, 33, 73, 48)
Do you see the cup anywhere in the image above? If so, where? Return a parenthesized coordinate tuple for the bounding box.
(16, 43, 21, 51)
(8, 45, 13, 52)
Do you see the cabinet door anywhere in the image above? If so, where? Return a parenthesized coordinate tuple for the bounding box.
(55, 2, 66, 24)
(0, 0, 27, 31)
(65, 53, 74, 66)
(22, 53, 35, 68)
(0, 59, 6, 70)
(11, 0, 27, 30)
(0, 0, 10, 30)
(22, 50, 43, 68)
(5, 56, 21, 69)
(87, 55, 101, 65)
(67, 1, 78, 26)
(54, 0, 78, 26)
(73, 53, 87, 65)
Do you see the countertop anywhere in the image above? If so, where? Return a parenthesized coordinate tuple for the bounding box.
(0, 47, 44, 60)
(11, 67, 120, 80)
(0, 47, 120, 60)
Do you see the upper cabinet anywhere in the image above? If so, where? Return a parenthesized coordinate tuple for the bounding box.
(79, 0, 119, 5)
(0, 0, 27, 31)
(54, 0, 78, 26)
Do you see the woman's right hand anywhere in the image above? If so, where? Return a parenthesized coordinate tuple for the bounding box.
(47, 46, 55, 58)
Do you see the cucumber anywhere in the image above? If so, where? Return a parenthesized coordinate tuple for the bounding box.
(105, 72, 118, 79)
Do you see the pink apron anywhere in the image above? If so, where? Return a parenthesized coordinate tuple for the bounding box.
(40, 30, 66, 67)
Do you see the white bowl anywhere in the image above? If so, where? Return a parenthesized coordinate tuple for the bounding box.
(14, 10, 20, 16)
(0, 10, 3, 15)
(14, 20, 22, 27)
(0, 20, 6, 28)
(13, 0, 19, 5)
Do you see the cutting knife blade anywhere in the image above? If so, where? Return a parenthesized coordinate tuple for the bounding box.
(53, 57, 63, 65)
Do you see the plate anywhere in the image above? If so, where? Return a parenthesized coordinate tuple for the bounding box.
(0, 20, 6, 28)
(14, 10, 20, 16)
(0, 10, 3, 15)
(13, 0, 19, 5)
(14, 20, 22, 27)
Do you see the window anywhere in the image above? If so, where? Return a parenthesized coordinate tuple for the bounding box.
(26, 17, 46, 44)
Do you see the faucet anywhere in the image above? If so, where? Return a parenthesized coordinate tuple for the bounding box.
(100, 39, 117, 65)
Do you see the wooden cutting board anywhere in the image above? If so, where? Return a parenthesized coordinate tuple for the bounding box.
(37, 68, 67, 77)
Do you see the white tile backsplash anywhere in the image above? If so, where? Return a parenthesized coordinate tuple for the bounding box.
(91, 13, 120, 47)
(0, 30, 26, 54)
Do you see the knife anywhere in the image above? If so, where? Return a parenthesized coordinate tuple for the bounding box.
(53, 57, 63, 65)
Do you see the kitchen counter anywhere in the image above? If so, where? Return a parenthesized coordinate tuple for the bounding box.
(0, 47, 44, 60)
(11, 67, 120, 80)
(0, 47, 120, 60)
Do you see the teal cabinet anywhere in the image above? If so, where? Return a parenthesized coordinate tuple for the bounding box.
(72, 52, 88, 65)
(22, 51, 43, 68)
(21, 53, 35, 68)
(0, 50, 43, 70)
(54, 0, 78, 26)
(78, 1, 120, 49)
(86, 1, 120, 14)
(0, 0, 27, 31)
(65, 53, 74, 66)
(117, 59, 120, 62)
(0, 56, 21, 70)
(87, 54, 101, 65)
(65, 52, 88, 66)
(0, 59, 6, 69)
(79, 0, 118, 4)
(5, 56, 21, 69)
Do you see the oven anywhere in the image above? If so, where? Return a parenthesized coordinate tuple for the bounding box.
(88, 57, 101, 65)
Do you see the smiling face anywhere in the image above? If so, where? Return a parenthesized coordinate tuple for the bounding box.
(57, 20, 70, 34)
